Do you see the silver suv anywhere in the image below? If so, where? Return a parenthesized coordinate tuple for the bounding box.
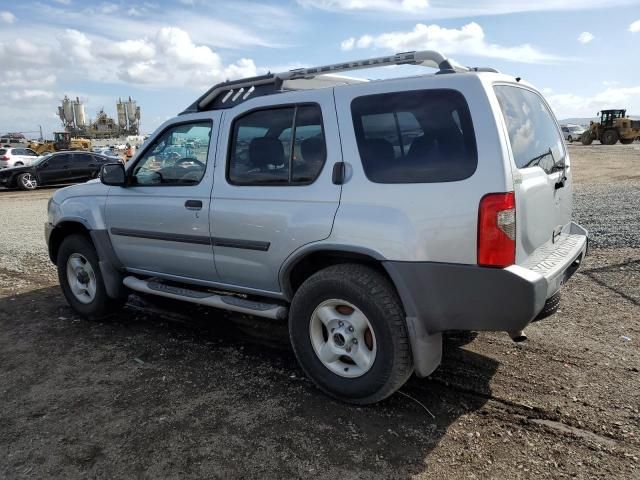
(46, 50, 588, 404)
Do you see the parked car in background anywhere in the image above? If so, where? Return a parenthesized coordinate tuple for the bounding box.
(0, 151, 112, 190)
(93, 147, 121, 160)
(561, 125, 585, 142)
(0, 147, 40, 169)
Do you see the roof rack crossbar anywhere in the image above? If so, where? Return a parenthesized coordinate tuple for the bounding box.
(182, 50, 470, 114)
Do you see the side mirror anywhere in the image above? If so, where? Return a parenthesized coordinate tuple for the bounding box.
(100, 163, 126, 186)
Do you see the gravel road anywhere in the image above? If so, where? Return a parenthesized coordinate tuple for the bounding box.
(0, 145, 639, 479)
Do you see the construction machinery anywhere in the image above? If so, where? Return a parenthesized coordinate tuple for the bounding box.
(28, 132, 92, 155)
(581, 109, 640, 145)
(57, 95, 141, 139)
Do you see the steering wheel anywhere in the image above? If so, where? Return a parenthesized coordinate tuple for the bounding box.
(175, 157, 205, 169)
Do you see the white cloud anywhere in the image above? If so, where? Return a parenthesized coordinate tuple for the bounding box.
(0, 11, 15, 23)
(102, 39, 156, 61)
(297, 0, 429, 13)
(299, 0, 639, 17)
(547, 86, 640, 118)
(630, 19, 640, 33)
(340, 22, 561, 64)
(577, 31, 594, 43)
(58, 29, 93, 62)
(53, 0, 72, 4)
(99, 3, 119, 14)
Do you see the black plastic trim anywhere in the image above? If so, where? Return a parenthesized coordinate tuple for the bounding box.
(110, 227, 270, 251)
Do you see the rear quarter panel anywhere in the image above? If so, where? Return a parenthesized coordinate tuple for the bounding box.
(330, 73, 513, 263)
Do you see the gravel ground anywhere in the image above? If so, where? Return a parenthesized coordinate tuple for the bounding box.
(0, 145, 639, 479)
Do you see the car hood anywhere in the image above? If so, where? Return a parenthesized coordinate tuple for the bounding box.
(52, 178, 111, 203)
(0, 165, 32, 176)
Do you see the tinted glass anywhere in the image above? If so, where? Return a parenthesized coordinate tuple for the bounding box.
(72, 153, 92, 164)
(12, 149, 25, 155)
(25, 149, 38, 156)
(228, 105, 326, 186)
(351, 89, 477, 183)
(47, 154, 70, 167)
(494, 85, 565, 172)
(132, 121, 212, 186)
(0, 149, 6, 155)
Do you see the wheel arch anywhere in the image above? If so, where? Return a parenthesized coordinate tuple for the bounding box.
(48, 220, 92, 263)
(280, 244, 393, 301)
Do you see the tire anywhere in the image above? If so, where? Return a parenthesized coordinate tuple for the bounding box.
(57, 234, 126, 319)
(567, 136, 573, 143)
(17, 172, 37, 190)
(581, 132, 593, 145)
(620, 138, 635, 145)
(289, 263, 413, 404)
(14, 162, 23, 166)
(601, 129, 618, 145)
(533, 291, 561, 321)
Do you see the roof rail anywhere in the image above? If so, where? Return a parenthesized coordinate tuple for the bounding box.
(182, 50, 470, 114)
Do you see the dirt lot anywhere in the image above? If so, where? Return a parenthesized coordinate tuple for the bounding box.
(0, 144, 639, 479)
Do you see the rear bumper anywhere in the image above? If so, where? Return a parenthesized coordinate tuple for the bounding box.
(384, 221, 588, 335)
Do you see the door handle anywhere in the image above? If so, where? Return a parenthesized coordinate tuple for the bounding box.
(185, 200, 203, 210)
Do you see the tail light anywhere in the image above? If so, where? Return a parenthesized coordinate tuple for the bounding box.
(0, 156, 8, 161)
(478, 192, 516, 267)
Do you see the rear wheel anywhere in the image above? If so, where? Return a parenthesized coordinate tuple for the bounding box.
(620, 138, 635, 145)
(17, 172, 37, 190)
(581, 132, 594, 145)
(289, 264, 413, 404)
(57, 234, 126, 319)
(14, 162, 23, 166)
(601, 129, 619, 145)
(567, 135, 573, 142)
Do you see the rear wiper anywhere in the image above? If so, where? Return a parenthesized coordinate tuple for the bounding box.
(522, 148, 554, 169)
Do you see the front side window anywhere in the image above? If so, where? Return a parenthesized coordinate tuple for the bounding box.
(351, 89, 477, 184)
(132, 121, 212, 186)
(494, 85, 565, 173)
(228, 104, 326, 185)
(46, 154, 70, 168)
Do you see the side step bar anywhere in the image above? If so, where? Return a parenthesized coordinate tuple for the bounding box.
(123, 276, 288, 320)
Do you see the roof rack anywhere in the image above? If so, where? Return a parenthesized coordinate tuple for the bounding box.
(181, 50, 478, 114)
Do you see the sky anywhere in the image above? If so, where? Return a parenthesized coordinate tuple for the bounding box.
(1, 0, 639, 137)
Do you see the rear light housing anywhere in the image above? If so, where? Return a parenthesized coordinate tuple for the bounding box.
(478, 192, 516, 267)
(0, 156, 9, 161)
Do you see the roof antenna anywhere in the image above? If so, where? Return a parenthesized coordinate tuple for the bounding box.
(515, 77, 521, 82)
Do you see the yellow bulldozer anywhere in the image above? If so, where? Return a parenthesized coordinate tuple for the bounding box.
(581, 109, 640, 145)
(28, 132, 92, 155)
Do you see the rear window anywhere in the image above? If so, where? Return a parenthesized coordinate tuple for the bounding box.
(494, 85, 565, 173)
(0, 149, 6, 155)
(351, 89, 477, 183)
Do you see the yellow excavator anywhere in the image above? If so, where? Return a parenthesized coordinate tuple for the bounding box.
(28, 132, 92, 155)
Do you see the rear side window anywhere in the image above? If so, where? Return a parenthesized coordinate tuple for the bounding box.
(494, 85, 565, 172)
(0, 149, 6, 155)
(351, 89, 477, 184)
(228, 104, 326, 186)
(72, 153, 92, 164)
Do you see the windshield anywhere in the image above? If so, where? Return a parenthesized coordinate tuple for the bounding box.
(569, 126, 582, 132)
(494, 85, 565, 174)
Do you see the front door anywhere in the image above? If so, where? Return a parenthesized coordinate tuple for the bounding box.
(105, 115, 220, 282)
(210, 89, 342, 294)
(37, 153, 72, 185)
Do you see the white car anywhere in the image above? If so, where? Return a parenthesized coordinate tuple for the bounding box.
(0, 147, 40, 169)
(561, 125, 585, 143)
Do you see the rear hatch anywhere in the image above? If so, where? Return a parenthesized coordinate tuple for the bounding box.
(493, 84, 572, 267)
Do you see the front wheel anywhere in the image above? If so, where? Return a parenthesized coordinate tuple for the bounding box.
(57, 234, 126, 319)
(581, 132, 594, 145)
(289, 264, 413, 404)
(567, 135, 573, 143)
(17, 172, 37, 190)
